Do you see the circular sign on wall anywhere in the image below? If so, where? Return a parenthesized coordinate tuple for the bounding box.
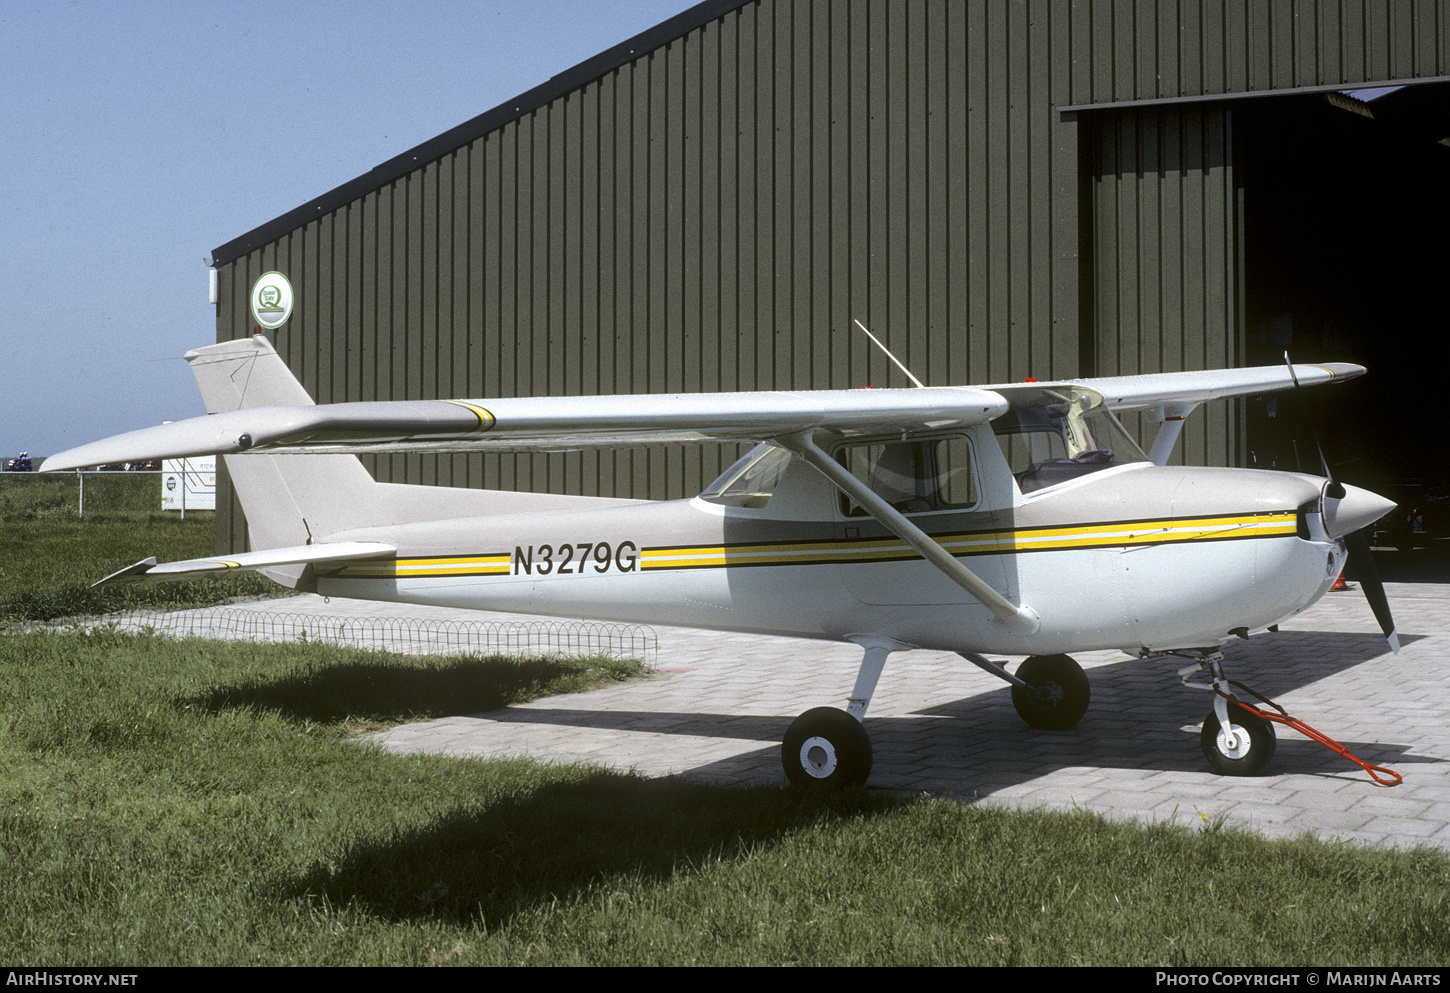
(250, 271, 294, 329)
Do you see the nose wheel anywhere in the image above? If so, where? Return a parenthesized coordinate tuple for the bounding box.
(1201, 704, 1277, 776)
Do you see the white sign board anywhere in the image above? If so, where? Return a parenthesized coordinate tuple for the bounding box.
(162, 457, 216, 511)
(250, 271, 294, 329)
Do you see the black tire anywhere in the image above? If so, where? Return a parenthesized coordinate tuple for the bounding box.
(1201, 704, 1277, 776)
(1010, 654, 1090, 730)
(782, 707, 873, 790)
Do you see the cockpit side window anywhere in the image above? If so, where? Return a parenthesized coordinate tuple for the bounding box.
(990, 386, 1147, 494)
(835, 436, 978, 516)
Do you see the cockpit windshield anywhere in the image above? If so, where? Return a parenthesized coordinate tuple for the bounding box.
(699, 443, 794, 508)
(991, 386, 1148, 494)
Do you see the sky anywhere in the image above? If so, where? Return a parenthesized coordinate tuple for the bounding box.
(1, 0, 701, 460)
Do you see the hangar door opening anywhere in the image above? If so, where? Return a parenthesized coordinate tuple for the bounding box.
(1239, 83, 1450, 548)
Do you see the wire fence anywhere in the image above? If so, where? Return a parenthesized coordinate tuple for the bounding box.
(0, 470, 183, 517)
(83, 605, 659, 665)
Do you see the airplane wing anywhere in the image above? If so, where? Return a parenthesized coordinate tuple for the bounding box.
(45, 339, 1367, 634)
(989, 362, 1365, 467)
(40, 330, 1361, 471)
(43, 386, 1009, 469)
(94, 541, 396, 586)
(1061, 362, 1364, 413)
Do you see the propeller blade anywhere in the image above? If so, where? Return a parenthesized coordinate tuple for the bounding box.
(1286, 353, 1397, 654)
(1345, 530, 1400, 655)
(1284, 351, 1345, 497)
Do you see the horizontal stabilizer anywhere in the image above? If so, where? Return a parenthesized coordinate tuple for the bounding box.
(94, 541, 396, 586)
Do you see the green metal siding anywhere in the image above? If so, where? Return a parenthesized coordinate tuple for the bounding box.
(1087, 105, 1243, 468)
(1061, 0, 1449, 472)
(216, 0, 1089, 553)
(214, 0, 1450, 553)
(1063, 0, 1450, 107)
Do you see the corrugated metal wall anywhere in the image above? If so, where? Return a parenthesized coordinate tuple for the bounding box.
(215, 0, 1087, 551)
(1060, 0, 1450, 105)
(215, 0, 1450, 551)
(1060, 0, 1449, 467)
(1086, 105, 1242, 468)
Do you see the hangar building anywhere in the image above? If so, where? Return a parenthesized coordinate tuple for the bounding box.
(210, 0, 1450, 552)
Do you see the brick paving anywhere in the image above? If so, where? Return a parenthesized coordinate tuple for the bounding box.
(222, 582, 1449, 851)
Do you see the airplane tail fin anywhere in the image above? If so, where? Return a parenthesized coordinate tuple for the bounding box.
(188, 336, 385, 555)
(187, 334, 318, 412)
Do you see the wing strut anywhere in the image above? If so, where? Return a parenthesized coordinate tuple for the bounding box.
(1146, 403, 1199, 465)
(780, 434, 1039, 636)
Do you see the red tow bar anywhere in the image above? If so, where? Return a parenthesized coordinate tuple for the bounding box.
(1218, 682, 1402, 787)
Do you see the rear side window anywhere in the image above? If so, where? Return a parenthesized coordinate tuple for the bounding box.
(835, 437, 977, 516)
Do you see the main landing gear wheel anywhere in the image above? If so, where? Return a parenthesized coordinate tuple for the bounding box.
(1011, 654, 1090, 730)
(782, 707, 873, 790)
(1201, 705, 1277, 776)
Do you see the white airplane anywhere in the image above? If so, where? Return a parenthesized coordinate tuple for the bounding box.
(43, 334, 1399, 789)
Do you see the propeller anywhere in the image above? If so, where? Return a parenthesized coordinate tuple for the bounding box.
(1285, 353, 1400, 654)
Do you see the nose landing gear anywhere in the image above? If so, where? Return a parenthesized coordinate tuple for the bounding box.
(1177, 651, 1278, 776)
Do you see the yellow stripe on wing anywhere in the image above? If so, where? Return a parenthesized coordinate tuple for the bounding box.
(444, 401, 496, 433)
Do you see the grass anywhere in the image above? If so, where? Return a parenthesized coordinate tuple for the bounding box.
(0, 626, 1447, 966)
(0, 469, 169, 518)
(0, 474, 279, 621)
(1, 493, 1448, 965)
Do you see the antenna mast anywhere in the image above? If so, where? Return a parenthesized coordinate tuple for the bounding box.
(853, 319, 925, 388)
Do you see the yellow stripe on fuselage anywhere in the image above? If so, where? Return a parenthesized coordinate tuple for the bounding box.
(640, 512, 1298, 571)
(331, 552, 511, 579)
(321, 512, 1299, 579)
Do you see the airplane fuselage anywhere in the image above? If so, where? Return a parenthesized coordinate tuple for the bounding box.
(41, 335, 1395, 785)
(319, 462, 1345, 657)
